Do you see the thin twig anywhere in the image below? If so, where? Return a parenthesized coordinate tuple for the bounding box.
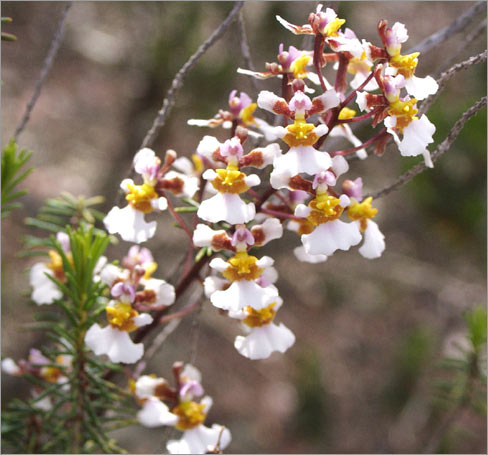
(419, 50, 487, 117)
(237, 10, 259, 94)
(369, 96, 487, 200)
(140, 1, 244, 149)
(406, 1, 486, 55)
(189, 295, 204, 365)
(437, 18, 487, 76)
(13, 2, 72, 140)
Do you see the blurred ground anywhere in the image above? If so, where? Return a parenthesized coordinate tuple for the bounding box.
(1, 2, 486, 454)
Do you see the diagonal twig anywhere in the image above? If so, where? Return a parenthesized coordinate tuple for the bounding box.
(237, 10, 260, 94)
(140, 1, 244, 149)
(369, 96, 487, 200)
(406, 1, 486, 55)
(419, 50, 487, 116)
(437, 18, 487, 76)
(13, 2, 72, 140)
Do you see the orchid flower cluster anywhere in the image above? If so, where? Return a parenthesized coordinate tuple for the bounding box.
(132, 362, 231, 454)
(8, 6, 442, 454)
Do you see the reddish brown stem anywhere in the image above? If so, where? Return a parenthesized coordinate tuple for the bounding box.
(330, 128, 388, 156)
(261, 207, 303, 221)
(313, 35, 327, 92)
(163, 191, 195, 245)
(159, 300, 202, 324)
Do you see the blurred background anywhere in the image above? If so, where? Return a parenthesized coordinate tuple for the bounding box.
(2, 2, 486, 453)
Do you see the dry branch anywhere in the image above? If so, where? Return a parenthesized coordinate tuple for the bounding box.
(369, 96, 487, 200)
(14, 2, 72, 140)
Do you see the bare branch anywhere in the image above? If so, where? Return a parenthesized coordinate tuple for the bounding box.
(406, 1, 486, 55)
(437, 18, 487, 75)
(140, 1, 244, 149)
(369, 96, 487, 200)
(237, 10, 260, 94)
(13, 2, 72, 140)
(419, 50, 487, 116)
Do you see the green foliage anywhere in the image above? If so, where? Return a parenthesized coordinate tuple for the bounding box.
(23, 192, 108, 255)
(1, 17, 17, 41)
(2, 226, 136, 454)
(1, 139, 33, 217)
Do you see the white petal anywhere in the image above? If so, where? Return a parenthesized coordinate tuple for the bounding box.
(164, 171, 199, 198)
(392, 22, 409, 43)
(167, 424, 231, 454)
(143, 278, 176, 307)
(294, 204, 311, 218)
(339, 194, 351, 207)
(273, 146, 332, 179)
(251, 143, 282, 169)
(134, 148, 157, 174)
(193, 224, 226, 248)
(236, 68, 276, 80)
(104, 205, 157, 244)
(133, 313, 153, 327)
(294, 245, 328, 263)
(99, 264, 124, 286)
(314, 89, 341, 112)
(256, 255, 274, 269)
(198, 193, 255, 225)
(302, 219, 362, 256)
(151, 197, 168, 211)
(234, 322, 295, 360)
(2, 358, 21, 375)
(211, 280, 278, 312)
(181, 364, 202, 383)
(252, 217, 283, 245)
(30, 263, 62, 305)
(257, 90, 286, 113)
(355, 91, 369, 111)
(209, 257, 229, 273)
(398, 115, 435, 158)
(254, 118, 287, 142)
(84, 324, 144, 364)
(331, 155, 349, 177)
(137, 397, 178, 428)
(135, 375, 167, 399)
(172, 156, 194, 175)
(196, 136, 221, 163)
(405, 75, 438, 100)
(120, 178, 134, 192)
(358, 220, 385, 259)
(244, 174, 261, 187)
(203, 276, 227, 298)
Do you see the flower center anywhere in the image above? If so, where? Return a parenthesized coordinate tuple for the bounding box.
(242, 302, 277, 327)
(106, 303, 139, 332)
(240, 103, 257, 125)
(211, 164, 249, 194)
(46, 250, 68, 281)
(290, 55, 311, 79)
(126, 183, 158, 213)
(283, 118, 317, 147)
(222, 251, 263, 282)
(40, 366, 63, 383)
(338, 107, 357, 120)
(173, 401, 207, 431)
(307, 193, 344, 226)
(347, 196, 378, 232)
(388, 98, 418, 131)
(322, 17, 346, 37)
(390, 52, 419, 79)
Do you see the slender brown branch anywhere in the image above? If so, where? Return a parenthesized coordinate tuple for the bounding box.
(261, 207, 302, 221)
(406, 1, 486, 55)
(419, 50, 487, 116)
(140, 1, 244, 149)
(159, 299, 202, 324)
(369, 96, 487, 200)
(331, 128, 387, 157)
(237, 10, 260, 94)
(437, 19, 487, 76)
(162, 191, 195, 245)
(13, 2, 72, 140)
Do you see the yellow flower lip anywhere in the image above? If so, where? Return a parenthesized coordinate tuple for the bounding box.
(106, 303, 139, 332)
(338, 107, 356, 120)
(126, 183, 158, 213)
(243, 302, 277, 328)
(388, 97, 418, 131)
(173, 401, 207, 431)
(390, 52, 419, 79)
(306, 193, 343, 226)
(290, 54, 311, 79)
(283, 118, 318, 147)
(211, 164, 249, 194)
(322, 17, 346, 37)
(347, 197, 378, 232)
(222, 251, 263, 282)
(239, 103, 257, 125)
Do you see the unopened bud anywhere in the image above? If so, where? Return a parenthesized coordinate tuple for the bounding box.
(164, 149, 177, 167)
